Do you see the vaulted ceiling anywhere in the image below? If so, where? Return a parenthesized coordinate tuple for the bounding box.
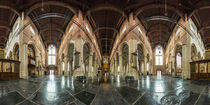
(0, 0, 210, 55)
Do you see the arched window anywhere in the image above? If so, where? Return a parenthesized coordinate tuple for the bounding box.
(147, 62, 149, 71)
(48, 45, 56, 65)
(155, 45, 163, 65)
(176, 53, 182, 68)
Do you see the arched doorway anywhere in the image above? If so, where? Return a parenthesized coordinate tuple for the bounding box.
(83, 42, 90, 76)
(28, 44, 36, 76)
(137, 44, 144, 76)
(68, 43, 74, 76)
(122, 43, 129, 75)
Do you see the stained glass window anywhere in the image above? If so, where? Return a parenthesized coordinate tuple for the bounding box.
(155, 45, 163, 65)
(176, 53, 182, 68)
(48, 45, 56, 65)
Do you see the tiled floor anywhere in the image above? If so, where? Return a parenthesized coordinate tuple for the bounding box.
(0, 75, 209, 105)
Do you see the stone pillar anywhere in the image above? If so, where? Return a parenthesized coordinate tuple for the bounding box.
(128, 40, 138, 79)
(19, 12, 28, 79)
(64, 56, 69, 76)
(183, 13, 191, 79)
(182, 44, 191, 79)
(111, 62, 114, 75)
(93, 58, 96, 77)
(119, 53, 123, 76)
(114, 59, 117, 76)
(171, 56, 175, 77)
(148, 60, 151, 74)
(89, 54, 93, 78)
(113, 59, 117, 76)
(150, 60, 153, 75)
(57, 60, 61, 76)
(35, 56, 39, 76)
(19, 43, 28, 79)
(144, 56, 147, 76)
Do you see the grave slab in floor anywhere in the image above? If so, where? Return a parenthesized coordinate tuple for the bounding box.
(0, 75, 209, 105)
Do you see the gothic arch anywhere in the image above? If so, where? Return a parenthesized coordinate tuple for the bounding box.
(137, 44, 144, 75)
(28, 44, 36, 76)
(121, 43, 129, 74)
(137, 44, 144, 61)
(83, 42, 90, 75)
(28, 44, 36, 59)
(68, 43, 74, 61)
(13, 43, 19, 61)
(122, 43, 129, 67)
(67, 43, 74, 76)
(83, 42, 90, 64)
(175, 44, 182, 76)
(92, 52, 95, 66)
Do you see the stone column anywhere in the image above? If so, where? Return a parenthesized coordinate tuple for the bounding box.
(114, 59, 117, 76)
(184, 14, 191, 79)
(89, 54, 93, 78)
(57, 60, 61, 76)
(112, 62, 114, 75)
(35, 56, 39, 76)
(11, 63, 14, 72)
(171, 56, 175, 77)
(119, 53, 123, 76)
(148, 60, 151, 74)
(128, 40, 137, 79)
(150, 60, 153, 75)
(182, 44, 191, 79)
(93, 58, 96, 77)
(19, 12, 28, 79)
(19, 43, 28, 79)
(64, 56, 69, 76)
(144, 56, 147, 76)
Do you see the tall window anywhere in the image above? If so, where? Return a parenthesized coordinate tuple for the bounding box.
(62, 62, 65, 71)
(147, 62, 149, 71)
(176, 53, 182, 68)
(155, 45, 163, 65)
(48, 45, 56, 65)
(30, 26, 35, 35)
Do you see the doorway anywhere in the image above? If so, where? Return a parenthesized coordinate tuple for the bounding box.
(50, 70, 54, 75)
(157, 69, 162, 79)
